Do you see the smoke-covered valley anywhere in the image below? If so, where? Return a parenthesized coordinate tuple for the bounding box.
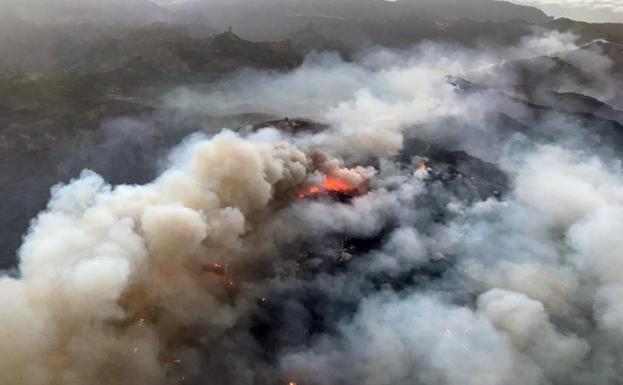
(2, 1, 623, 385)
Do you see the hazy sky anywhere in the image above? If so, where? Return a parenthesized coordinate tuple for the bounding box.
(510, 0, 623, 22)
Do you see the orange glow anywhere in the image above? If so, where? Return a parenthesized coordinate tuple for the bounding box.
(321, 175, 354, 193)
(297, 175, 360, 198)
(203, 262, 226, 276)
(298, 186, 321, 198)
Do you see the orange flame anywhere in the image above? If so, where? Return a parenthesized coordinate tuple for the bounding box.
(321, 176, 355, 193)
(297, 175, 361, 198)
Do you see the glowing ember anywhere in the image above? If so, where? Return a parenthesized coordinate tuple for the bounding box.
(288, 382, 297, 385)
(203, 263, 226, 276)
(298, 175, 361, 198)
(298, 186, 321, 198)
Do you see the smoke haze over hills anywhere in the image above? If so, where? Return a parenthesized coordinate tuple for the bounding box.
(2, 1, 623, 385)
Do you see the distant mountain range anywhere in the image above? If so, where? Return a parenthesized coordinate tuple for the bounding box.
(2, 3, 623, 78)
(167, 0, 552, 38)
(1, 0, 552, 26)
(0, 24, 301, 77)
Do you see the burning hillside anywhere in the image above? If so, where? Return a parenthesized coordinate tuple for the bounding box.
(2, 12, 623, 385)
(297, 175, 367, 199)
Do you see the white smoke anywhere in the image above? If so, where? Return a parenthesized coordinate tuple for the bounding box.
(164, 31, 582, 162)
(1, 130, 314, 385)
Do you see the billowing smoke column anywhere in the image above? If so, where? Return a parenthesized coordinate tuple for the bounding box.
(0, 130, 371, 385)
(3, 31, 623, 385)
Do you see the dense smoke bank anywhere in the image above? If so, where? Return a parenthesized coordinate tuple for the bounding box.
(3, 31, 623, 385)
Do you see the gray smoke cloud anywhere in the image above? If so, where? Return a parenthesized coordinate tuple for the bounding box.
(3, 30, 623, 385)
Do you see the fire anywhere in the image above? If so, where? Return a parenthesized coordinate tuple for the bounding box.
(298, 186, 321, 198)
(202, 262, 226, 276)
(321, 175, 355, 193)
(297, 175, 362, 198)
